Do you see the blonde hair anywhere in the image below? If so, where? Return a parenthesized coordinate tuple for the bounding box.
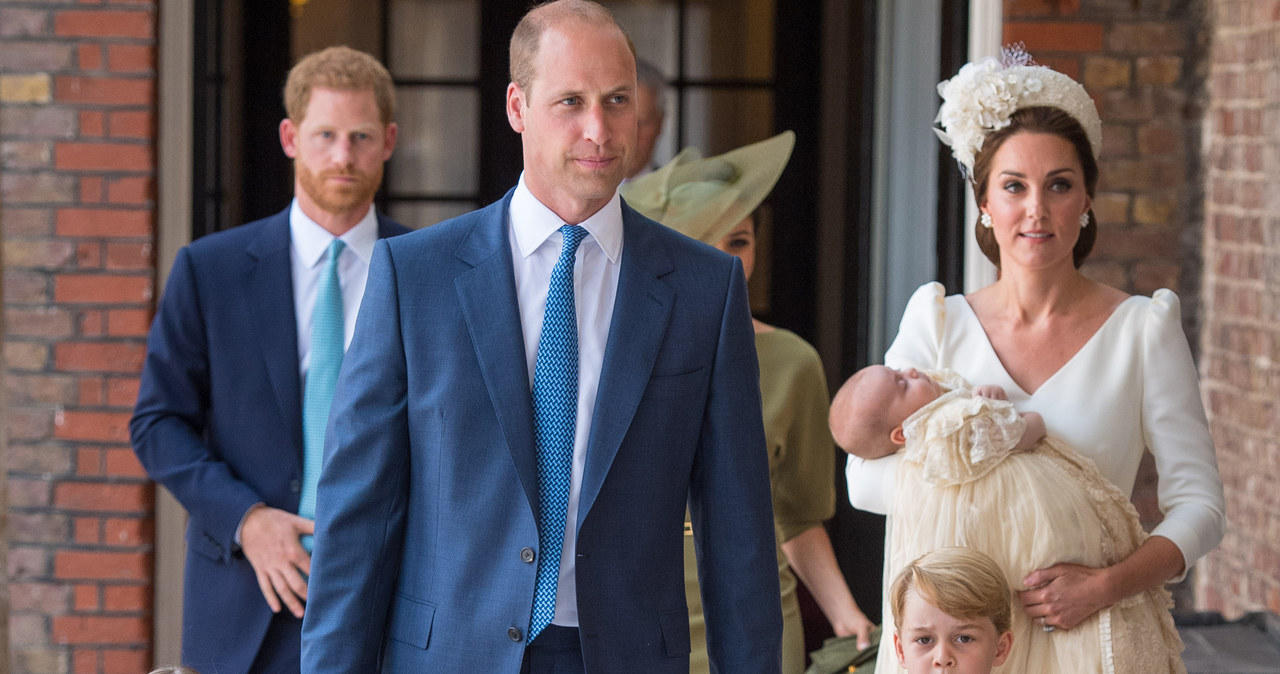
(509, 0, 635, 95)
(283, 46, 395, 125)
(891, 547, 1013, 635)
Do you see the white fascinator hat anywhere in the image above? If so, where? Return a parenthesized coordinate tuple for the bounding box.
(934, 46, 1102, 178)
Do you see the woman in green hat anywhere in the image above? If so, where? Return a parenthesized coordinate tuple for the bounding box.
(622, 131, 874, 673)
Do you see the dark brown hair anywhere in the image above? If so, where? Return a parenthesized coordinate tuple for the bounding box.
(971, 106, 1098, 269)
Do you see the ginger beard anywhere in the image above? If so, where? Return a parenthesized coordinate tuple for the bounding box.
(294, 158, 383, 217)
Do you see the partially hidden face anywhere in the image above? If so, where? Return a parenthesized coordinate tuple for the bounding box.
(980, 131, 1091, 272)
(713, 216, 756, 280)
(281, 86, 396, 221)
(894, 589, 1013, 674)
(507, 18, 637, 224)
(631, 81, 664, 177)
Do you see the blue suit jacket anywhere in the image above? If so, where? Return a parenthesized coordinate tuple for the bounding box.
(301, 192, 783, 672)
(129, 207, 410, 673)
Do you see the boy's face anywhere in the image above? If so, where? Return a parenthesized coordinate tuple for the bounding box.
(894, 590, 1012, 674)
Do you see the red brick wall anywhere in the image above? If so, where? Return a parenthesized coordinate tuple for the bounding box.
(1, 1, 158, 671)
(1197, 0, 1280, 619)
(1004, 0, 1209, 605)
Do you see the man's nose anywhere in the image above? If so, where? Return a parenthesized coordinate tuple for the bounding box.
(582, 105, 610, 145)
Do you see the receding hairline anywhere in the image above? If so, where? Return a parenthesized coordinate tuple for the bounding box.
(509, 0, 636, 94)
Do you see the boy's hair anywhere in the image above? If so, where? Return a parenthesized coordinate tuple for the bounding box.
(891, 547, 1013, 635)
(284, 46, 396, 125)
(830, 367, 901, 459)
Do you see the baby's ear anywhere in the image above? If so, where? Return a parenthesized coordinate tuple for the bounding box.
(890, 425, 906, 446)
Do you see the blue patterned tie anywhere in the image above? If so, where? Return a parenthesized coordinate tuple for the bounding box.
(529, 225, 587, 641)
(299, 239, 345, 552)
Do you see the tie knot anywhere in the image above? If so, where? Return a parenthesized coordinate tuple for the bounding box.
(327, 238, 346, 264)
(559, 225, 587, 260)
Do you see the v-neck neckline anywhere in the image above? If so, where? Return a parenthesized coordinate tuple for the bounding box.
(956, 294, 1141, 397)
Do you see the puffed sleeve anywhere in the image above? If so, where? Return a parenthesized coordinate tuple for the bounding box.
(1143, 289, 1227, 576)
(884, 281, 947, 371)
(847, 282, 948, 514)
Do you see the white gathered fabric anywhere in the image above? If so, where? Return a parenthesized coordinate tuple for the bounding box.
(875, 372, 1185, 673)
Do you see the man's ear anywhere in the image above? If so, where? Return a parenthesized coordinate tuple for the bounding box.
(890, 425, 906, 446)
(506, 82, 526, 133)
(382, 122, 398, 160)
(279, 118, 299, 158)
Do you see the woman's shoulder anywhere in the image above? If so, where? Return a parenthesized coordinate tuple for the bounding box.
(896, 282, 975, 338)
(1107, 287, 1183, 330)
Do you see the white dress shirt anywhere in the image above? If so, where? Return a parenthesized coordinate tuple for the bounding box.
(289, 200, 379, 377)
(509, 175, 624, 627)
(234, 200, 380, 545)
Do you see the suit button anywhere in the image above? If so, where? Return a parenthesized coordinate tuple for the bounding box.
(289, 479, 301, 493)
(508, 626, 523, 642)
(520, 547, 535, 563)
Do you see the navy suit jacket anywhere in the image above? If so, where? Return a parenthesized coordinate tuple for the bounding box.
(129, 207, 410, 673)
(301, 191, 783, 672)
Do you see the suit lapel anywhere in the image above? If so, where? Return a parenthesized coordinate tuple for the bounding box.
(246, 210, 304, 461)
(453, 195, 541, 516)
(577, 209, 674, 521)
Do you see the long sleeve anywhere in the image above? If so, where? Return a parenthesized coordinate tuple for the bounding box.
(690, 257, 784, 672)
(1141, 289, 1227, 574)
(129, 246, 265, 555)
(845, 282, 945, 515)
(762, 332, 837, 542)
(302, 239, 411, 671)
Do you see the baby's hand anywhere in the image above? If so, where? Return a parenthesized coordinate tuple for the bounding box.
(1014, 411, 1047, 452)
(971, 385, 1007, 400)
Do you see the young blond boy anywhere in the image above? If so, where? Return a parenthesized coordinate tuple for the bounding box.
(890, 548, 1014, 674)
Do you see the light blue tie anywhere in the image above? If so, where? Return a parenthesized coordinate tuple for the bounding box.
(529, 225, 587, 642)
(299, 239, 345, 552)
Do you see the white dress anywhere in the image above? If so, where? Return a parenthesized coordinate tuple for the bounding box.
(882, 371, 1185, 674)
(848, 283, 1226, 673)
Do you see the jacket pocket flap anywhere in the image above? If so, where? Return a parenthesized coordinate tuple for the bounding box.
(658, 608, 691, 657)
(387, 594, 436, 650)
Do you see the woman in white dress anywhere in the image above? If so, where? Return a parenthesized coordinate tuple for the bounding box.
(846, 54, 1226, 673)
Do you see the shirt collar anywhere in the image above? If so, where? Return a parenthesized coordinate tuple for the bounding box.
(510, 174, 623, 264)
(289, 199, 380, 268)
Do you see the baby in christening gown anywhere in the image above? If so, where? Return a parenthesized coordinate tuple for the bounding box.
(830, 365, 1185, 674)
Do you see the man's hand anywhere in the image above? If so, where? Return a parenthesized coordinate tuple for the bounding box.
(240, 505, 314, 618)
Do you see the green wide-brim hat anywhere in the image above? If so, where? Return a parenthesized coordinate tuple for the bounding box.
(621, 130, 795, 245)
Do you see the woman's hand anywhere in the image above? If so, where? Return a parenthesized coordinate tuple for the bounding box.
(1020, 536, 1184, 631)
(1018, 562, 1111, 631)
(831, 606, 876, 650)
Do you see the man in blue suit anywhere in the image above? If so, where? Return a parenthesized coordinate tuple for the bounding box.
(130, 46, 410, 673)
(301, 2, 783, 673)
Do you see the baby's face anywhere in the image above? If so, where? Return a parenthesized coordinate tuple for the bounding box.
(894, 590, 1011, 674)
(871, 366, 943, 427)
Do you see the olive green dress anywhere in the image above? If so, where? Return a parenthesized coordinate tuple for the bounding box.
(685, 329, 837, 673)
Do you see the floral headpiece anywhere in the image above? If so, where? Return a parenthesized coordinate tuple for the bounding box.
(934, 46, 1102, 177)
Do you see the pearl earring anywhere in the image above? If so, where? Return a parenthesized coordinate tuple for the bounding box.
(1080, 213, 1090, 229)
(980, 213, 993, 229)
